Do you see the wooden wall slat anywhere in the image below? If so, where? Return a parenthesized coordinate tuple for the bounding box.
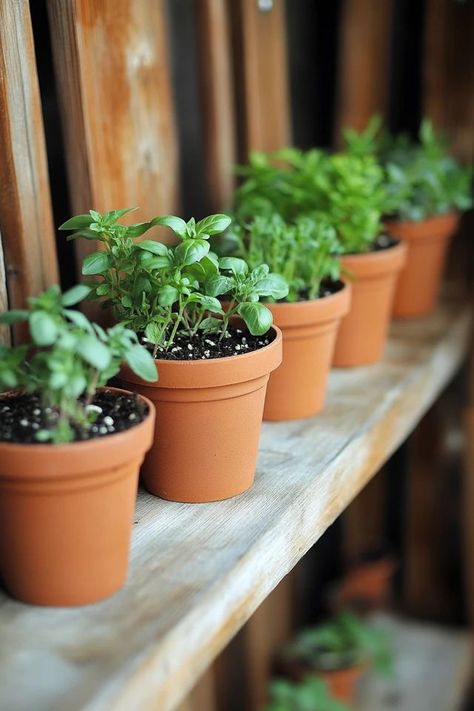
(47, 0, 178, 265)
(232, 0, 291, 156)
(335, 0, 393, 138)
(0, 0, 59, 337)
(197, 0, 237, 212)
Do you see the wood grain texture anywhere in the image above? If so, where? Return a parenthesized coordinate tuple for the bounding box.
(0, 236, 9, 345)
(197, 0, 236, 211)
(357, 613, 472, 710)
(47, 0, 178, 265)
(231, 0, 291, 157)
(0, 300, 470, 711)
(464, 405, 474, 626)
(335, 0, 393, 139)
(0, 0, 59, 335)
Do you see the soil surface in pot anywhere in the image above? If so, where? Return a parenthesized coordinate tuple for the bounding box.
(288, 278, 345, 303)
(149, 326, 275, 361)
(0, 391, 149, 444)
(370, 235, 399, 252)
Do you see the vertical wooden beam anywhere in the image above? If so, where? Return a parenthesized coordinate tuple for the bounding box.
(176, 666, 216, 711)
(47, 0, 178, 266)
(343, 470, 388, 563)
(0, 0, 59, 335)
(335, 0, 393, 137)
(197, 0, 237, 212)
(232, 0, 291, 156)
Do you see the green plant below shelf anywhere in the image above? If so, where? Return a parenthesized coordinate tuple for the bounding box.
(281, 612, 393, 677)
(264, 677, 350, 711)
(344, 116, 473, 221)
(59, 209, 288, 355)
(223, 212, 342, 302)
(0, 284, 157, 443)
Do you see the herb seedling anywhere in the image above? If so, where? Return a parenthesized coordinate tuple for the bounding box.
(225, 213, 342, 302)
(282, 612, 393, 678)
(60, 209, 288, 356)
(265, 677, 350, 711)
(0, 285, 157, 443)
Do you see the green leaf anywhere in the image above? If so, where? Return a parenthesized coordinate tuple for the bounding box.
(174, 239, 210, 266)
(58, 214, 93, 231)
(110, 207, 138, 221)
(61, 284, 91, 306)
(199, 317, 222, 333)
(196, 214, 232, 236)
(158, 285, 179, 306)
(126, 222, 153, 238)
(205, 275, 233, 297)
(198, 295, 224, 314)
(0, 309, 29, 325)
(144, 322, 162, 344)
(219, 257, 248, 275)
(237, 302, 273, 336)
(29, 311, 59, 346)
(77, 335, 112, 370)
(125, 345, 158, 382)
(151, 215, 188, 238)
(254, 274, 289, 300)
(82, 251, 111, 275)
(137, 240, 169, 256)
(63, 309, 94, 333)
(66, 229, 98, 241)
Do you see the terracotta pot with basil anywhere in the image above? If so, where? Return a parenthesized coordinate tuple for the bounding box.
(276, 612, 393, 704)
(0, 285, 157, 606)
(223, 214, 351, 420)
(60, 209, 283, 503)
(380, 120, 472, 318)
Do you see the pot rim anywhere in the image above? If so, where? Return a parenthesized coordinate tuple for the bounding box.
(341, 239, 407, 277)
(0, 386, 154, 456)
(266, 280, 351, 327)
(384, 209, 460, 228)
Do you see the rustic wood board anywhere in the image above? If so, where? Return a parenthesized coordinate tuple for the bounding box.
(0, 301, 470, 711)
(357, 614, 472, 711)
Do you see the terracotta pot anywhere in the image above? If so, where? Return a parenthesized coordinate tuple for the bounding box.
(334, 556, 396, 612)
(333, 241, 407, 367)
(385, 212, 460, 318)
(276, 657, 364, 704)
(264, 283, 351, 420)
(0, 388, 155, 606)
(120, 327, 282, 503)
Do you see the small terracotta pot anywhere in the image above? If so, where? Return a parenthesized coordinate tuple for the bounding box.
(333, 241, 407, 367)
(120, 327, 282, 503)
(0, 388, 155, 607)
(334, 556, 396, 612)
(385, 212, 460, 318)
(276, 658, 364, 704)
(264, 282, 351, 420)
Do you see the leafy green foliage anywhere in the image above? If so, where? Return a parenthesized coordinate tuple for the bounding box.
(0, 285, 157, 444)
(344, 117, 473, 221)
(282, 612, 393, 677)
(60, 209, 287, 354)
(264, 677, 350, 711)
(234, 148, 386, 254)
(224, 213, 341, 302)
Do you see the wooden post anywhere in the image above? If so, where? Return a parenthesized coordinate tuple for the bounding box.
(0, 0, 59, 340)
(47, 0, 178, 267)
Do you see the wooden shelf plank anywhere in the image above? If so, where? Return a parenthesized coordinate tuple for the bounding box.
(0, 300, 471, 711)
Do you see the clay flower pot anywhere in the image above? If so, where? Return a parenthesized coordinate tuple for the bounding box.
(333, 241, 407, 367)
(264, 282, 351, 420)
(0, 388, 155, 607)
(119, 327, 282, 503)
(385, 212, 460, 318)
(276, 657, 364, 704)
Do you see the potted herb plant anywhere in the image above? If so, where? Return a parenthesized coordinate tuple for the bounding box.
(378, 119, 472, 317)
(276, 612, 392, 704)
(60, 209, 284, 503)
(223, 212, 351, 420)
(0, 285, 157, 606)
(264, 677, 350, 711)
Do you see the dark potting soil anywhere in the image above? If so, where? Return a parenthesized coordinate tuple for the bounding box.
(152, 325, 275, 361)
(0, 390, 148, 445)
(295, 279, 345, 302)
(371, 234, 399, 251)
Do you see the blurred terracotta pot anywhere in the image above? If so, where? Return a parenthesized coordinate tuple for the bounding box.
(120, 328, 282, 503)
(385, 212, 460, 318)
(0, 388, 155, 607)
(264, 282, 351, 420)
(333, 241, 407, 367)
(277, 657, 364, 704)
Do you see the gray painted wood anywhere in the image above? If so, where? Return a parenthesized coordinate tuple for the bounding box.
(0, 300, 471, 711)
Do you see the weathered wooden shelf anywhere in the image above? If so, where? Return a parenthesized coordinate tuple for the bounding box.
(0, 300, 471, 711)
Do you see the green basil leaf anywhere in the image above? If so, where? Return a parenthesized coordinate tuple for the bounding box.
(254, 274, 289, 300)
(237, 302, 273, 336)
(58, 214, 93, 230)
(126, 222, 152, 237)
(137, 240, 169, 255)
(63, 309, 94, 333)
(174, 239, 210, 266)
(145, 322, 162, 344)
(29, 311, 58, 346)
(125, 345, 158, 382)
(219, 257, 248, 275)
(205, 275, 234, 297)
(61, 284, 91, 306)
(82, 251, 111, 275)
(158, 285, 179, 306)
(198, 295, 224, 314)
(151, 215, 188, 238)
(77, 335, 112, 370)
(196, 214, 232, 236)
(0, 309, 29, 325)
